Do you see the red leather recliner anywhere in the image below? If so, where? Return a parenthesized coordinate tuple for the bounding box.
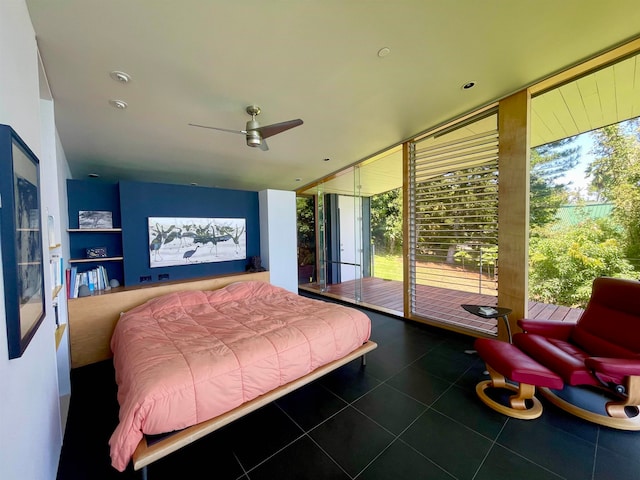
(513, 276, 640, 425)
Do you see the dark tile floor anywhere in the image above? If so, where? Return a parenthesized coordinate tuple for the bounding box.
(57, 296, 639, 480)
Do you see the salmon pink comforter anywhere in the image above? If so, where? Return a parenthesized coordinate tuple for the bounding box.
(108, 281, 371, 471)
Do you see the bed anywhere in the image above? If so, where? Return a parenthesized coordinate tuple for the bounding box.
(108, 280, 375, 473)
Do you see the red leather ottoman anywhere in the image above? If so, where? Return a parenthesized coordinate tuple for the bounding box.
(474, 338, 564, 419)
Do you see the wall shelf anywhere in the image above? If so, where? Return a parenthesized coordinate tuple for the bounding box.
(55, 324, 66, 351)
(52, 285, 63, 300)
(67, 228, 122, 233)
(69, 256, 124, 264)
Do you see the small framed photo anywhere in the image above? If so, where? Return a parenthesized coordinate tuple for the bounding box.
(79, 210, 113, 229)
(86, 247, 108, 258)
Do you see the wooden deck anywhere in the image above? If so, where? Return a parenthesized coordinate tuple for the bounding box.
(299, 277, 584, 336)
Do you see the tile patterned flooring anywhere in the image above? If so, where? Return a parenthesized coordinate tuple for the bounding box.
(57, 293, 636, 480)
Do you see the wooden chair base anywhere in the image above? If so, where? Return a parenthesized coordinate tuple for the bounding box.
(539, 386, 640, 431)
(476, 379, 543, 420)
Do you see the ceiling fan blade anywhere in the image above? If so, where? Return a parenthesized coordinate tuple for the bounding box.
(188, 123, 247, 135)
(256, 119, 303, 139)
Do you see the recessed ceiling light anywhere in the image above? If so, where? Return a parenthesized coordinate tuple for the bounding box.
(109, 99, 128, 109)
(88, 173, 100, 178)
(377, 47, 391, 58)
(110, 70, 132, 84)
(461, 81, 476, 90)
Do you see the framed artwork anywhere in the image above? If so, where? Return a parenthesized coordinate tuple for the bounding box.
(79, 210, 113, 229)
(148, 217, 246, 268)
(0, 125, 46, 359)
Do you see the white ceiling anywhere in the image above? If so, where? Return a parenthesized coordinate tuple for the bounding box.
(531, 52, 640, 147)
(25, 0, 640, 193)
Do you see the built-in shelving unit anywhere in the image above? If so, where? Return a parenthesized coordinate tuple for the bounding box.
(48, 214, 64, 300)
(66, 180, 124, 297)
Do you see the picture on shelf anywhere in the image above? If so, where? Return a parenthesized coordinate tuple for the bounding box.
(79, 210, 113, 229)
(86, 247, 108, 258)
(148, 216, 246, 268)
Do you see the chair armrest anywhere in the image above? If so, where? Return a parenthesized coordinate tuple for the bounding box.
(517, 319, 574, 340)
(585, 357, 640, 377)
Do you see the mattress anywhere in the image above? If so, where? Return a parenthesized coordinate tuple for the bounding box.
(108, 281, 371, 471)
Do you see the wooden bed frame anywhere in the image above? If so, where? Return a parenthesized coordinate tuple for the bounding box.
(66, 271, 377, 476)
(133, 339, 378, 476)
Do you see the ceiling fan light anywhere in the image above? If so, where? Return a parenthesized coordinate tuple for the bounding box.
(246, 131, 261, 147)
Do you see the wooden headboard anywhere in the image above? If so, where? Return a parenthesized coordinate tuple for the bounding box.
(67, 271, 270, 368)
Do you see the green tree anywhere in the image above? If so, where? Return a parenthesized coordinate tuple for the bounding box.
(530, 137, 580, 230)
(414, 164, 498, 266)
(370, 188, 402, 254)
(296, 196, 315, 265)
(527, 136, 588, 305)
(529, 217, 635, 307)
(587, 119, 640, 259)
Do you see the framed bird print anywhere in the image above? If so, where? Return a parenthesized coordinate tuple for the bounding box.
(147, 217, 246, 268)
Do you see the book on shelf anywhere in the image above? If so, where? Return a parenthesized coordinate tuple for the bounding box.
(66, 268, 71, 299)
(69, 266, 78, 298)
(50, 253, 64, 289)
(68, 265, 111, 298)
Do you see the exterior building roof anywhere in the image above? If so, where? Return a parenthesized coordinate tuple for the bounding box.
(555, 203, 613, 227)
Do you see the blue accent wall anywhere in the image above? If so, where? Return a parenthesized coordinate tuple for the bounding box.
(119, 181, 260, 286)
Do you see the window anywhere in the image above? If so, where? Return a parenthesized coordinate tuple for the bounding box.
(408, 111, 500, 335)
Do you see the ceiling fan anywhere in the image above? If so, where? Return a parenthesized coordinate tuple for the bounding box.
(189, 105, 303, 151)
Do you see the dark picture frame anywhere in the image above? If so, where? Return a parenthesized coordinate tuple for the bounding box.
(0, 125, 46, 359)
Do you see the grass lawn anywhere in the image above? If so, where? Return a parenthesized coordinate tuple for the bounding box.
(372, 254, 497, 295)
(372, 254, 403, 281)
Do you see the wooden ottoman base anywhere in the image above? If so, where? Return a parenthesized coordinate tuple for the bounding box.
(476, 365, 544, 419)
(474, 338, 564, 420)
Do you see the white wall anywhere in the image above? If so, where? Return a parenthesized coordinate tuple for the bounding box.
(53, 127, 72, 408)
(259, 189, 298, 293)
(338, 195, 358, 282)
(0, 2, 67, 479)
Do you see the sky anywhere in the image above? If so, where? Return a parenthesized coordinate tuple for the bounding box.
(553, 131, 597, 200)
